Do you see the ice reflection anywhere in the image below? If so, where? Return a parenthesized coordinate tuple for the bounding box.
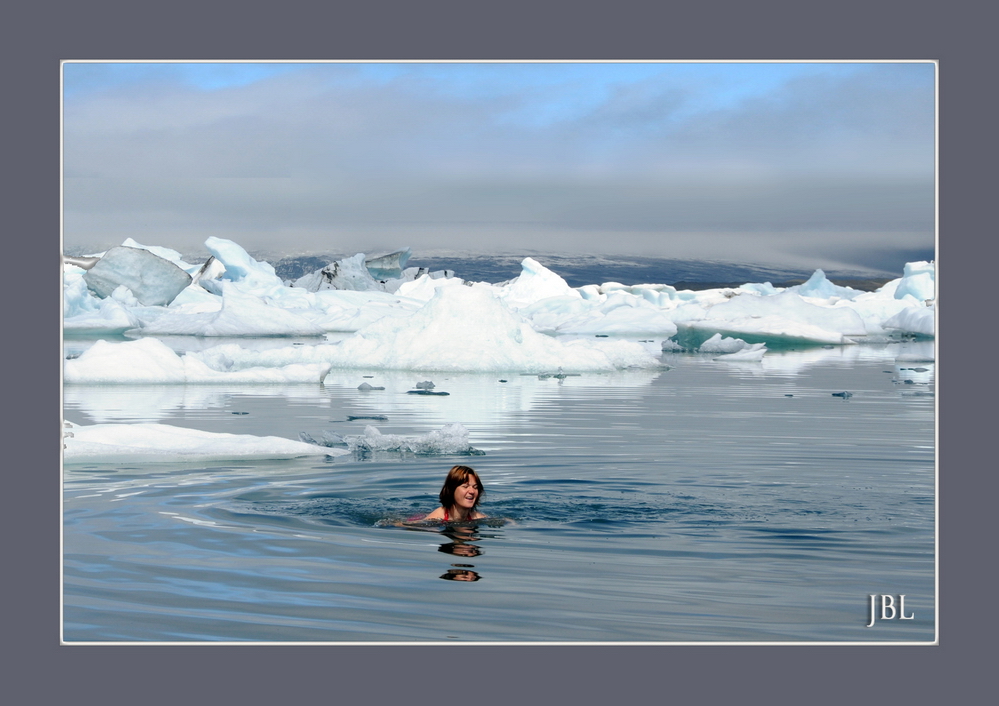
(322, 369, 661, 427)
(711, 340, 935, 378)
(64, 384, 329, 423)
(894, 362, 934, 385)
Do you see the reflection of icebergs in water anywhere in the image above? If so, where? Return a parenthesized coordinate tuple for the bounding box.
(320, 368, 662, 427)
(894, 362, 934, 385)
(661, 342, 937, 379)
(893, 340, 935, 362)
(64, 384, 328, 424)
(754, 344, 934, 377)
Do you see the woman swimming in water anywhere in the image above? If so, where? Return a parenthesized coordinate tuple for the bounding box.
(422, 465, 487, 523)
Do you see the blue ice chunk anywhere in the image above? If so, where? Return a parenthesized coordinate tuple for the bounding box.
(83, 246, 192, 306)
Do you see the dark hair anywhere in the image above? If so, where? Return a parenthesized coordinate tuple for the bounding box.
(439, 465, 484, 512)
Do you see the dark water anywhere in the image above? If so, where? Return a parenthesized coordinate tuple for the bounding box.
(63, 341, 935, 642)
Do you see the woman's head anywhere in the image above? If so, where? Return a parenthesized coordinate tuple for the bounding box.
(439, 465, 484, 514)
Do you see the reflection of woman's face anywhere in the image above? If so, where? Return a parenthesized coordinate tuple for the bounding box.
(442, 543, 481, 558)
(453, 477, 480, 511)
(440, 569, 480, 582)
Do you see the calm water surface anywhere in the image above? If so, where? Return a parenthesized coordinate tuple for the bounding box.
(63, 340, 935, 642)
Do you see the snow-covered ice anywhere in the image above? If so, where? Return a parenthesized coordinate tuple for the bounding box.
(64, 236, 936, 383)
(63, 421, 345, 464)
(64, 338, 332, 384)
(318, 285, 661, 372)
(698, 333, 750, 354)
(712, 343, 767, 362)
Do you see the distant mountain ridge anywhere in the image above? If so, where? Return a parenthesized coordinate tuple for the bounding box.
(267, 252, 907, 291)
(63, 244, 928, 291)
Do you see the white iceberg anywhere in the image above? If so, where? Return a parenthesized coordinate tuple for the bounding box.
(204, 236, 286, 294)
(686, 291, 867, 344)
(523, 290, 679, 336)
(789, 269, 863, 301)
(883, 304, 935, 337)
(492, 257, 581, 309)
(894, 261, 935, 301)
(137, 284, 327, 337)
(698, 333, 750, 354)
(64, 277, 142, 335)
(63, 235, 936, 374)
(322, 285, 660, 372)
(64, 338, 331, 384)
(713, 343, 767, 362)
(63, 420, 344, 464)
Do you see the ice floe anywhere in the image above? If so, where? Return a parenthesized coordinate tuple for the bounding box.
(63, 420, 344, 464)
(64, 338, 331, 384)
(301, 422, 484, 456)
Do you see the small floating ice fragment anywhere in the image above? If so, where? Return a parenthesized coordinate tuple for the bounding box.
(343, 423, 483, 455)
(713, 343, 767, 362)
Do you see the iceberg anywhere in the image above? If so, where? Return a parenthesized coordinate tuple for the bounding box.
(63, 235, 936, 382)
(685, 290, 868, 344)
(293, 253, 387, 293)
(204, 236, 285, 292)
(894, 261, 935, 301)
(64, 277, 142, 335)
(492, 257, 581, 309)
(364, 248, 412, 280)
(64, 338, 331, 384)
(698, 333, 750, 354)
(63, 420, 344, 464)
(137, 284, 327, 337)
(322, 285, 661, 372)
(292, 249, 450, 295)
(883, 305, 935, 337)
(789, 269, 862, 301)
(713, 343, 767, 362)
(83, 246, 193, 306)
(523, 291, 679, 336)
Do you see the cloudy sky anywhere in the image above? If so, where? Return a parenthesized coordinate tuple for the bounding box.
(63, 61, 935, 273)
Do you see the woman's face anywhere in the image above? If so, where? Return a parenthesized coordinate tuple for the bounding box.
(453, 476, 480, 510)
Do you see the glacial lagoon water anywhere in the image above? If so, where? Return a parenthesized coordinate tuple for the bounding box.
(62, 339, 935, 642)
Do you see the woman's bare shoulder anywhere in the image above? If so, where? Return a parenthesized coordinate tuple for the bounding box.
(423, 508, 446, 520)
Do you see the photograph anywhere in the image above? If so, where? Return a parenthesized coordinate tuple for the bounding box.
(61, 60, 936, 643)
